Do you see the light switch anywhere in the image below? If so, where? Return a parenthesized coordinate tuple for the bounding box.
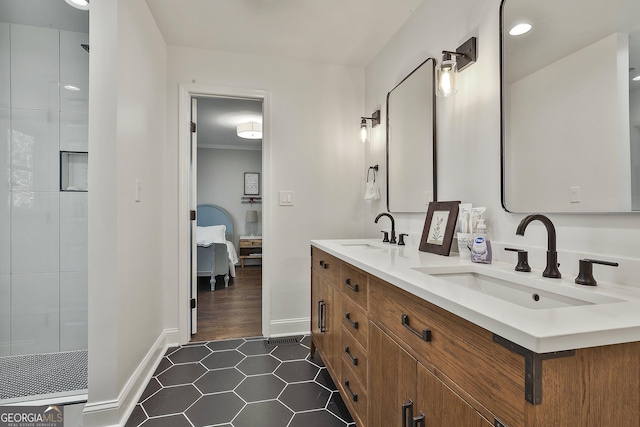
(280, 191, 294, 206)
(569, 186, 580, 203)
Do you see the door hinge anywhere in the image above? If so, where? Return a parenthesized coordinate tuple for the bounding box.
(190, 298, 196, 309)
(190, 210, 196, 221)
(191, 121, 196, 133)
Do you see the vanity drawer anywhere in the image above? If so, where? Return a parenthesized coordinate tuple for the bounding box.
(369, 276, 525, 427)
(341, 296, 368, 349)
(311, 247, 341, 286)
(339, 360, 368, 427)
(341, 264, 368, 309)
(341, 327, 368, 388)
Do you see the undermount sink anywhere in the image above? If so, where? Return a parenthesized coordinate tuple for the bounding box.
(340, 242, 396, 250)
(413, 270, 624, 310)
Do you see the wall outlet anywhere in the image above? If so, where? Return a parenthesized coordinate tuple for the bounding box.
(279, 191, 294, 206)
(135, 179, 142, 202)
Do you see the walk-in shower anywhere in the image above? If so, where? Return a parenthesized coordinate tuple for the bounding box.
(0, 0, 89, 404)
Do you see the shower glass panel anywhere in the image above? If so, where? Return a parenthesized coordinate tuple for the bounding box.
(0, 2, 89, 403)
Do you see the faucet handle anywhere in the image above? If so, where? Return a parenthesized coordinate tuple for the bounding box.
(381, 231, 389, 243)
(575, 259, 619, 286)
(398, 233, 408, 246)
(504, 248, 531, 272)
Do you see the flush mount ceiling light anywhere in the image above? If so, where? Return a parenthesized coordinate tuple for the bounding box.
(436, 37, 477, 97)
(65, 0, 89, 10)
(509, 23, 532, 36)
(237, 122, 262, 139)
(360, 110, 381, 143)
(63, 84, 81, 91)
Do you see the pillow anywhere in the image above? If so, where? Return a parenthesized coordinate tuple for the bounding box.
(197, 225, 226, 246)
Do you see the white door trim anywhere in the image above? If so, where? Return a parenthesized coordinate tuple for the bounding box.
(177, 83, 271, 344)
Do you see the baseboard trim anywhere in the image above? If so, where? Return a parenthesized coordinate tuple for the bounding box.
(269, 317, 310, 338)
(83, 328, 179, 427)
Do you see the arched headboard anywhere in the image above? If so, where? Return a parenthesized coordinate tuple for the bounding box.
(196, 204, 234, 241)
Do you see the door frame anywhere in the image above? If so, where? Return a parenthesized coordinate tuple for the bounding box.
(178, 83, 271, 344)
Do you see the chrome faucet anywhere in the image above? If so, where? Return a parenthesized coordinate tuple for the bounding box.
(516, 214, 561, 278)
(375, 213, 396, 244)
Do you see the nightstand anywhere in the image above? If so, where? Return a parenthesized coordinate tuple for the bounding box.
(238, 236, 262, 268)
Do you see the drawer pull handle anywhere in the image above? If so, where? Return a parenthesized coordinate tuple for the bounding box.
(319, 301, 326, 333)
(401, 315, 432, 342)
(344, 346, 358, 365)
(412, 412, 425, 427)
(344, 380, 358, 402)
(345, 278, 359, 292)
(345, 312, 359, 329)
(402, 400, 413, 427)
(319, 260, 329, 269)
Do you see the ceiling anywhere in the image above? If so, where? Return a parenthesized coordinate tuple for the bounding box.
(195, 97, 263, 150)
(144, 0, 424, 68)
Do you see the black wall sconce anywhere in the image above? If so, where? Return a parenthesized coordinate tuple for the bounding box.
(436, 37, 477, 97)
(360, 109, 381, 143)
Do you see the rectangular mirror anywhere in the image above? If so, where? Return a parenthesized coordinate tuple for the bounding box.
(387, 57, 436, 213)
(501, 0, 640, 213)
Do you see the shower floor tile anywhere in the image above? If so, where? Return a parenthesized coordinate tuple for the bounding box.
(125, 336, 354, 427)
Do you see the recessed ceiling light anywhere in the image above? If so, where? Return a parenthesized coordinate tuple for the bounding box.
(509, 23, 532, 36)
(64, 0, 89, 11)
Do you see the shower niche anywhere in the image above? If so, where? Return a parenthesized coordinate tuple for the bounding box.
(60, 151, 88, 192)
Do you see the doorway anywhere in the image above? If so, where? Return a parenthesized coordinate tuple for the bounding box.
(190, 95, 264, 342)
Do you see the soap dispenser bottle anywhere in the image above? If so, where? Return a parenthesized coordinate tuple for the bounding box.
(471, 219, 492, 264)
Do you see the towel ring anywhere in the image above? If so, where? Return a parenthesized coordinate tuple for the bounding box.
(367, 165, 379, 182)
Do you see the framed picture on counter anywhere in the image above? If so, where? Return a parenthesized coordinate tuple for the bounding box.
(419, 200, 460, 256)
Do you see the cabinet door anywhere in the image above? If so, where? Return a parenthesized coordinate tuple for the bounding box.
(311, 269, 327, 352)
(417, 363, 489, 427)
(369, 323, 417, 427)
(311, 271, 341, 373)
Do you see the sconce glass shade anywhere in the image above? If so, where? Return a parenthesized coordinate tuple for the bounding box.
(436, 59, 458, 97)
(65, 0, 89, 10)
(360, 118, 369, 143)
(237, 122, 263, 139)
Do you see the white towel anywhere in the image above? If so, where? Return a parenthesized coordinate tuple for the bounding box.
(364, 168, 380, 203)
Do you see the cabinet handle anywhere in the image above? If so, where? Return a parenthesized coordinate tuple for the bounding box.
(344, 312, 359, 329)
(344, 346, 358, 365)
(412, 412, 425, 427)
(344, 380, 358, 402)
(401, 314, 432, 342)
(319, 260, 329, 269)
(319, 300, 326, 333)
(345, 278, 359, 292)
(402, 400, 413, 427)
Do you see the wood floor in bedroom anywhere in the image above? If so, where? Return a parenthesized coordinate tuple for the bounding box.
(191, 265, 262, 342)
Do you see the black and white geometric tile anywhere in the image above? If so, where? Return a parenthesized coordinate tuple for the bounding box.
(125, 336, 355, 427)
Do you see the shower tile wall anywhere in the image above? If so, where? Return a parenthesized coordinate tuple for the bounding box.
(0, 22, 88, 356)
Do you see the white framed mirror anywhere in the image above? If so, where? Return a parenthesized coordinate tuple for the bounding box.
(386, 57, 436, 213)
(501, 0, 640, 213)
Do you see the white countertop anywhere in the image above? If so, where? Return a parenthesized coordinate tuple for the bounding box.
(311, 239, 640, 353)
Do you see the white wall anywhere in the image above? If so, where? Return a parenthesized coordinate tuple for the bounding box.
(164, 47, 365, 336)
(364, 0, 640, 284)
(87, 0, 167, 424)
(197, 148, 263, 241)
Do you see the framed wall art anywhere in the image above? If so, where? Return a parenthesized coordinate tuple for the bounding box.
(244, 172, 260, 195)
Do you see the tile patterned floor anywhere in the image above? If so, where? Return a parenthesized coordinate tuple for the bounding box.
(125, 336, 355, 427)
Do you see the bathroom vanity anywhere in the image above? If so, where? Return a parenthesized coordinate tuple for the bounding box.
(310, 240, 640, 427)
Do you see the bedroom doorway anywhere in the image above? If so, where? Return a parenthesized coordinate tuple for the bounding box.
(190, 95, 264, 342)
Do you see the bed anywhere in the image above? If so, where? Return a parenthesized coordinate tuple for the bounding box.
(196, 204, 239, 291)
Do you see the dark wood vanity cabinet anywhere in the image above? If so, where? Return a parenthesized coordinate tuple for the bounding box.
(310, 246, 640, 427)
